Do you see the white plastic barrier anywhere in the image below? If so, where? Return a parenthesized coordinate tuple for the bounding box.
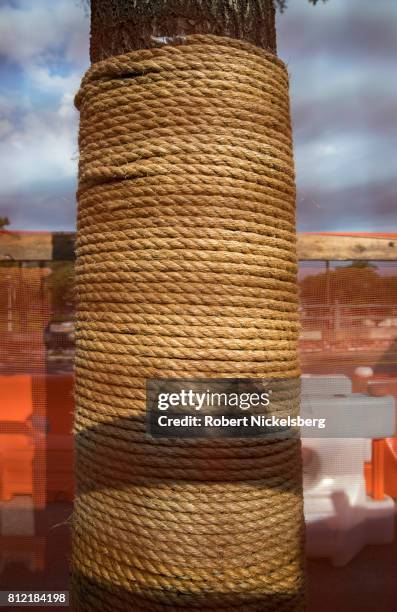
(301, 374, 352, 397)
(301, 375, 395, 566)
(301, 393, 395, 439)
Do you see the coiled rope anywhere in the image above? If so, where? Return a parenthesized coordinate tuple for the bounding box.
(73, 34, 305, 611)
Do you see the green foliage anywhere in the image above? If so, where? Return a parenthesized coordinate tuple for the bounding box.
(276, 0, 327, 10)
(0, 217, 10, 230)
(45, 261, 75, 313)
(347, 260, 378, 270)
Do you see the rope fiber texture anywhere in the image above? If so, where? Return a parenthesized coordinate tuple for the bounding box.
(73, 34, 306, 611)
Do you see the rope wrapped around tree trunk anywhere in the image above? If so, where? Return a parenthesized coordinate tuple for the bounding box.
(73, 34, 306, 611)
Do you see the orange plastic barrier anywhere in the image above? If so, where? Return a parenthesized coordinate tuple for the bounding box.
(0, 435, 34, 501)
(0, 375, 35, 501)
(365, 438, 397, 500)
(364, 378, 397, 500)
(0, 374, 32, 421)
(0, 374, 74, 505)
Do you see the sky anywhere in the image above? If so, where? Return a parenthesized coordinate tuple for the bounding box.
(0, 0, 396, 232)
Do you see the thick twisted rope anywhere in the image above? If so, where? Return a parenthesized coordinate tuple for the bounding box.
(73, 34, 305, 611)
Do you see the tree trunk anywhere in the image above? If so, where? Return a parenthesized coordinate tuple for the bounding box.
(73, 1, 305, 609)
(90, 0, 277, 62)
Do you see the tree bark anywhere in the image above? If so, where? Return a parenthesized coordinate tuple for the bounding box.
(90, 0, 277, 63)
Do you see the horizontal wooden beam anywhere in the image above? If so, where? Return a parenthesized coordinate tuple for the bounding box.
(0, 232, 75, 262)
(1, 231, 397, 262)
(297, 234, 397, 261)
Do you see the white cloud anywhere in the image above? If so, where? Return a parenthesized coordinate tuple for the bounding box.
(0, 94, 12, 116)
(0, 0, 396, 233)
(0, 94, 22, 141)
(0, 101, 79, 194)
(28, 65, 81, 96)
(277, 0, 397, 226)
(295, 130, 396, 194)
(0, 118, 12, 139)
(58, 92, 78, 121)
(289, 54, 397, 111)
(0, 0, 88, 200)
(0, 0, 89, 71)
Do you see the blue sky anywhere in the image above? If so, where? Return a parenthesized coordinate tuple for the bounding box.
(0, 0, 396, 231)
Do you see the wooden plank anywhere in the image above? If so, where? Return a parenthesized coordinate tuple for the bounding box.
(1, 231, 397, 262)
(297, 234, 397, 261)
(0, 232, 75, 261)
